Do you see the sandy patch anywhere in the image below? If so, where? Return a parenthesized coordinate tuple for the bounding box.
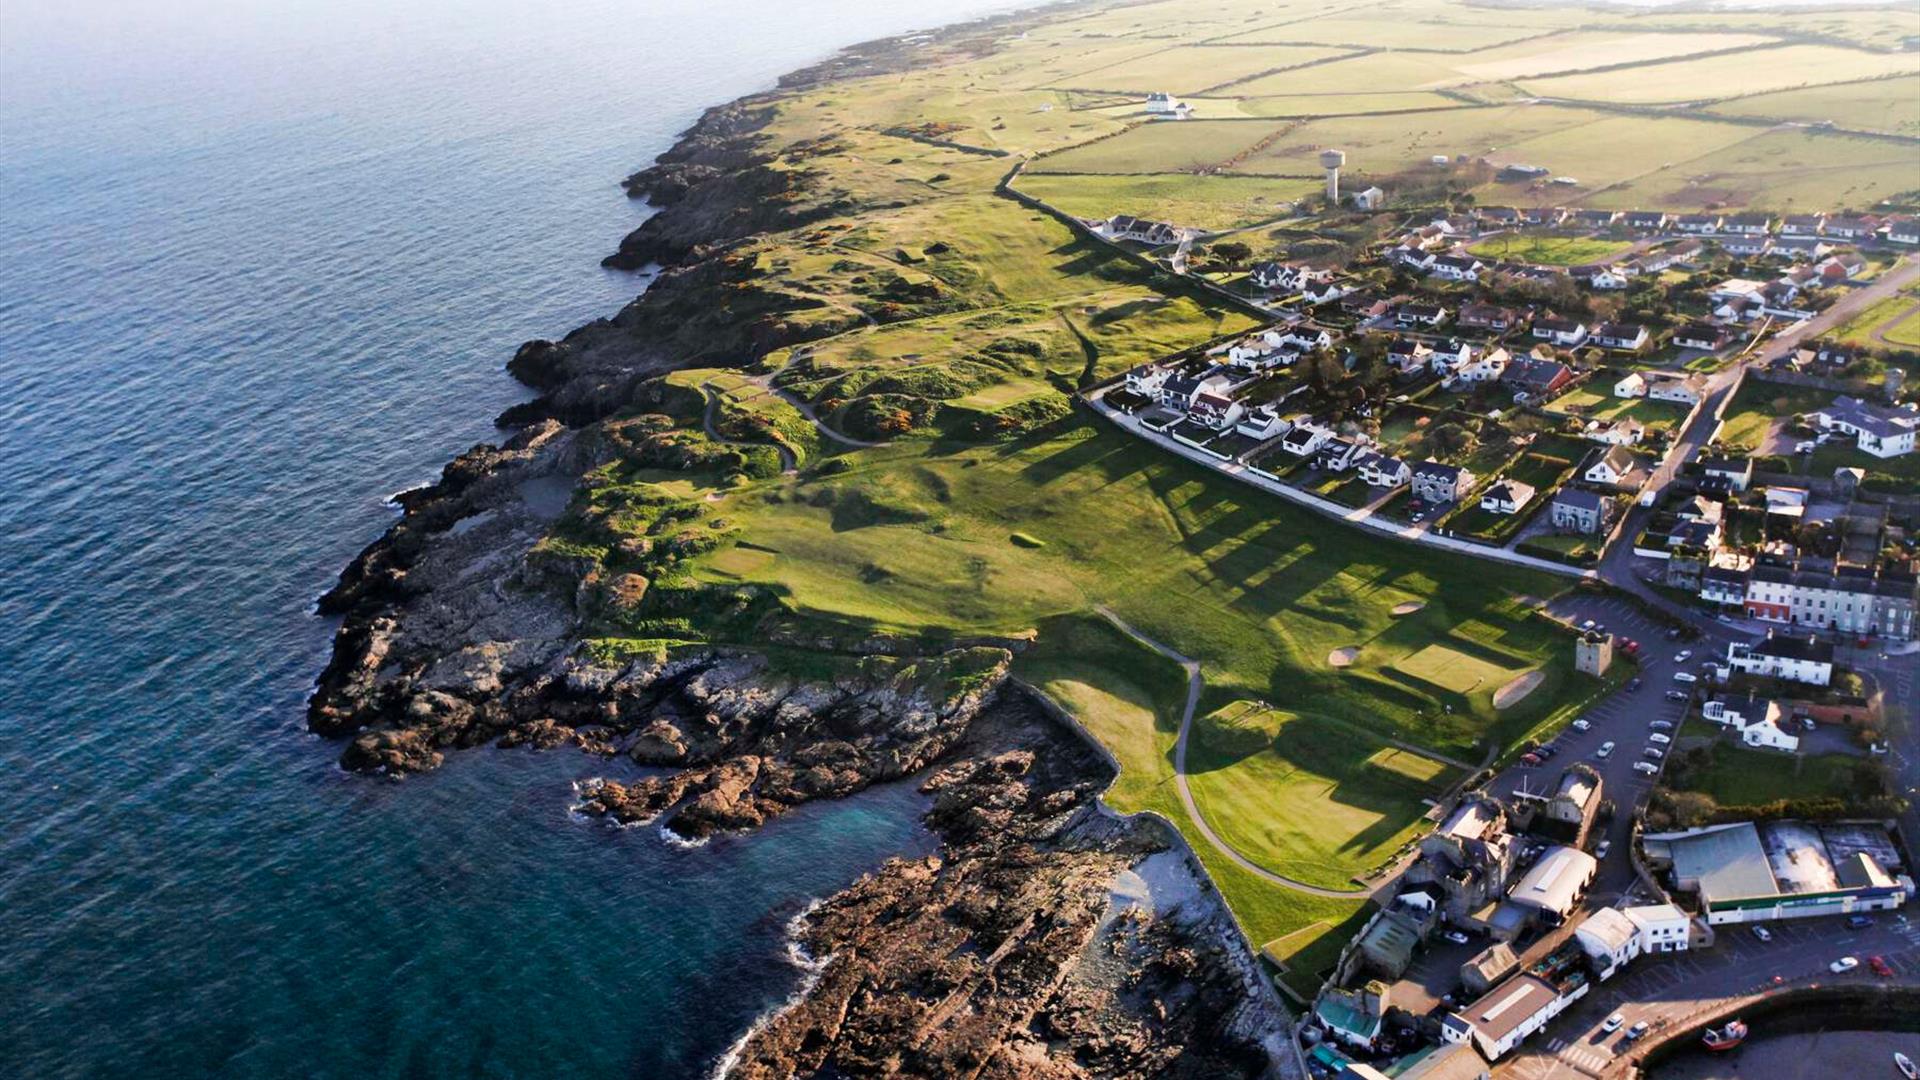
(1494, 670, 1545, 710)
(1390, 601, 1426, 617)
(1328, 647, 1360, 668)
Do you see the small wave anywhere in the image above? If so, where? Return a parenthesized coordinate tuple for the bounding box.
(708, 899, 834, 1080)
(383, 481, 435, 509)
(658, 824, 709, 849)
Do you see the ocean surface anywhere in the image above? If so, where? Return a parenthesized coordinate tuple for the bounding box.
(0, 1, 1024, 1075)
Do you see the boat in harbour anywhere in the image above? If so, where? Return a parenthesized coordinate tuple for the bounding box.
(1702, 1020, 1748, 1051)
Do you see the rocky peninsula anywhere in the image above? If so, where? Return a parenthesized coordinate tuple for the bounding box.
(310, 4, 1296, 1077)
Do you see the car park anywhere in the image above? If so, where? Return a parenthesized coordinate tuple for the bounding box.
(1596, 741, 1615, 759)
(1649, 732, 1671, 745)
(1633, 761, 1659, 775)
(1831, 956, 1859, 974)
(1752, 926, 1772, 943)
(1601, 1014, 1625, 1033)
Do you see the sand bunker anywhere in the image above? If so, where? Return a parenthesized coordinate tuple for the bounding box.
(1390, 602, 1426, 617)
(1494, 670, 1545, 710)
(1328, 647, 1360, 668)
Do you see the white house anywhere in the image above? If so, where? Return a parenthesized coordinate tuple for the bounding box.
(1188, 391, 1244, 430)
(1480, 477, 1536, 515)
(1272, 322, 1332, 352)
(1585, 445, 1640, 487)
(1889, 219, 1920, 245)
(1396, 302, 1447, 328)
(1584, 418, 1644, 447)
(1811, 396, 1918, 458)
(1580, 267, 1630, 290)
(1645, 371, 1707, 404)
(1386, 337, 1431, 374)
(1614, 371, 1648, 399)
(1532, 315, 1588, 348)
(1352, 186, 1385, 211)
(1624, 904, 1691, 954)
(1393, 246, 1436, 272)
(1727, 633, 1834, 687)
(1357, 453, 1411, 488)
(1701, 695, 1800, 752)
(1144, 91, 1185, 115)
(1235, 403, 1290, 439)
(1429, 254, 1485, 282)
(1123, 363, 1172, 398)
(1301, 278, 1351, 304)
(1448, 346, 1510, 385)
(1592, 322, 1650, 352)
(1279, 421, 1333, 457)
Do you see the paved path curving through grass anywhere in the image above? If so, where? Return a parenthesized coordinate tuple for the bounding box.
(1091, 606, 1385, 900)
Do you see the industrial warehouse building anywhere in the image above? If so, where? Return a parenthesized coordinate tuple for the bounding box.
(1644, 821, 1911, 925)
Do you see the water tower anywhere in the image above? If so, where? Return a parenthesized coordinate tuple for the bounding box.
(1320, 149, 1346, 203)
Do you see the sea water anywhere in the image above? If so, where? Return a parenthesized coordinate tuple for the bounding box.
(0, 0, 1022, 1074)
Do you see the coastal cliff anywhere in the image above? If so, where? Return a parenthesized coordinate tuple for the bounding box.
(309, 6, 1294, 1076)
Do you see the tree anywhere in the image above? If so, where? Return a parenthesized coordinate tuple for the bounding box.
(1211, 240, 1252, 266)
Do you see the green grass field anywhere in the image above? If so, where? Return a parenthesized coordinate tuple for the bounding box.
(1012, 173, 1322, 231)
(1393, 642, 1519, 695)
(1050, 44, 1349, 95)
(1671, 740, 1861, 808)
(1028, 120, 1286, 174)
(1718, 380, 1833, 448)
(1830, 295, 1920, 348)
(1521, 45, 1920, 104)
(1449, 30, 1777, 81)
(1467, 233, 1634, 266)
(1586, 128, 1920, 211)
(1186, 703, 1460, 890)
(1709, 76, 1920, 137)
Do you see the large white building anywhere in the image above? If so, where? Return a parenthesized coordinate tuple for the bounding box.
(1811, 396, 1918, 458)
(1700, 694, 1800, 752)
(1645, 821, 1911, 926)
(1726, 632, 1835, 687)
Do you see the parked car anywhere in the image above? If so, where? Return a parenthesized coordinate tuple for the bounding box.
(1601, 1014, 1625, 1033)
(1674, 650, 1692, 663)
(1848, 915, 1874, 930)
(1870, 955, 1894, 978)
(1643, 746, 1664, 760)
(1871, 741, 1890, 756)
(1572, 719, 1592, 732)
(1673, 672, 1698, 684)
(1627, 677, 1643, 692)
(1831, 956, 1859, 974)
(1595, 840, 1611, 859)
(1596, 741, 1615, 759)
(1649, 732, 1672, 745)
(1521, 752, 1542, 767)
(1624, 1021, 1650, 1043)
(1444, 930, 1471, 945)
(1621, 639, 1640, 655)
(1665, 690, 1688, 701)
(1581, 619, 1597, 631)
(1649, 720, 1673, 732)
(1800, 717, 1817, 731)
(1536, 743, 1560, 760)
(1633, 761, 1659, 775)
(1665, 627, 1683, 640)
(1751, 926, 1772, 943)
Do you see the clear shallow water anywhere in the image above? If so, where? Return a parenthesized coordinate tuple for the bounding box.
(0, 1, 1019, 1074)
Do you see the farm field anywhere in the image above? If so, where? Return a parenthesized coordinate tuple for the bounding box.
(1589, 9, 1920, 52)
(1708, 76, 1920, 136)
(1217, 10, 1564, 52)
(1448, 30, 1778, 81)
(1229, 103, 1611, 176)
(1232, 92, 1465, 118)
(1467, 233, 1634, 266)
(1521, 45, 1920, 104)
(1227, 51, 1477, 97)
(1012, 173, 1322, 231)
(1028, 119, 1285, 174)
(1486, 113, 1763, 196)
(1050, 44, 1350, 95)
(1587, 129, 1920, 211)
(1185, 703, 1463, 891)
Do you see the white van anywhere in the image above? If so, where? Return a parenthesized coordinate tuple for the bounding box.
(1672, 671, 1697, 684)
(1649, 732, 1671, 745)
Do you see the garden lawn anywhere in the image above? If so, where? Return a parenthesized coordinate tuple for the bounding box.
(1718, 380, 1832, 448)
(1467, 233, 1634, 267)
(1673, 741, 1861, 807)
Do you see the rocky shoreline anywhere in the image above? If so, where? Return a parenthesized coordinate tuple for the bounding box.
(308, 6, 1295, 1075)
